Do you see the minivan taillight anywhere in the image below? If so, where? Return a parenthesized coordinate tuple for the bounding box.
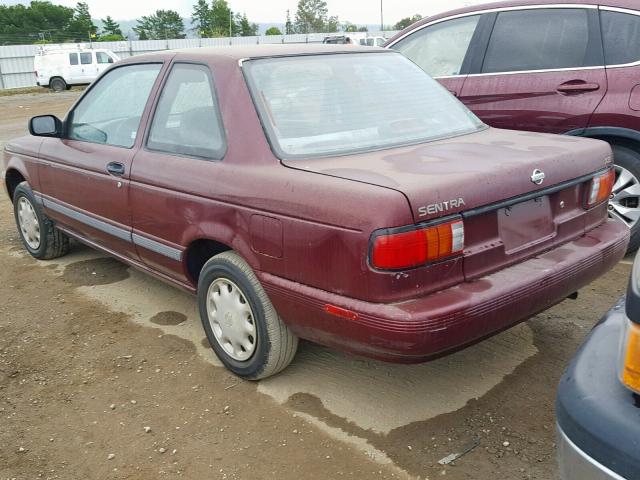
(585, 168, 615, 208)
(370, 218, 464, 270)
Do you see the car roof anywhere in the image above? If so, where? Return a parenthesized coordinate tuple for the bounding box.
(128, 44, 388, 64)
(388, 0, 639, 43)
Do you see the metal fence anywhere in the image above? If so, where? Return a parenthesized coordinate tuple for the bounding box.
(0, 31, 398, 90)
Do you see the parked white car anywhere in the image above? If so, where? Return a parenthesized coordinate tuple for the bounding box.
(34, 46, 120, 92)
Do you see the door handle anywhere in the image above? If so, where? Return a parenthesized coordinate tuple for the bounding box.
(556, 81, 600, 93)
(106, 162, 125, 176)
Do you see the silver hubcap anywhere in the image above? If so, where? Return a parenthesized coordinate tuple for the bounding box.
(17, 197, 41, 250)
(206, 278, 257, 361)
(609, 165, 640, 229)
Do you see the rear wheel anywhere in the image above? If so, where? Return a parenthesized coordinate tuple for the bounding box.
(610, 145, 640, 252)
(198, 251, 298, 380)
(49, 77, 66, 93)
(13, 182, 69, 260)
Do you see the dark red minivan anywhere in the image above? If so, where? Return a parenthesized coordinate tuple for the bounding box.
(2, 45, 629, 379)
(387, 0, 640, 250)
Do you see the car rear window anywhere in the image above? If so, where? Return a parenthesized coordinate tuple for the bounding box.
(244, 52, 484, 158)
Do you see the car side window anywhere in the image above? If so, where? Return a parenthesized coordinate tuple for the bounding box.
(80, 52, 93, 65)
(68, 63, 162, 148)
(147, 63, 225, 159)
(601, 10, 640, 66)
(69, 53, 79, 65)
(391, 15, 481, 77)
(96, 52, 113, 64)
(482, 9, 591, 73)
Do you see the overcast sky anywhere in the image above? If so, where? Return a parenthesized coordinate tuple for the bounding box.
(4, 0, 492, 24)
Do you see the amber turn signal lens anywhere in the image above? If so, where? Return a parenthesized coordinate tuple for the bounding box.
(586, 168, 615, 208)
(621, 320, 640, 394)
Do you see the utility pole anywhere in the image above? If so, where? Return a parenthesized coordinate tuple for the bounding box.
(380, 0, 384, 31)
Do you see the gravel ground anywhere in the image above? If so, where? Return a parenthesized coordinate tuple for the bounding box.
(0, 91, 633, 479)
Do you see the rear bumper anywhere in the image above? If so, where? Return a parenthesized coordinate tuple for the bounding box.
(261, 219, 629, 361)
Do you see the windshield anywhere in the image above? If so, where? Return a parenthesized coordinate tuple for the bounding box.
(244, 52, 484, 159)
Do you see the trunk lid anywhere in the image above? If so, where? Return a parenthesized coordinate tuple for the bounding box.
(284, 127, 613, 280)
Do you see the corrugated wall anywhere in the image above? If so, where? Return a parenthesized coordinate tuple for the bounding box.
(0, 31, 397, 90)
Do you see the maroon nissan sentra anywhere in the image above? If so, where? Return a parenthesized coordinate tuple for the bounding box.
(2, 45, 629, 379)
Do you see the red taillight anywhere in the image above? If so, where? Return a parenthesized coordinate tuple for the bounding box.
(371, 219, 464, 270)
(586, 168, 615, 208)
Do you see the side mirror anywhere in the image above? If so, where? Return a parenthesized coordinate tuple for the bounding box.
(29, 115, 62, 137)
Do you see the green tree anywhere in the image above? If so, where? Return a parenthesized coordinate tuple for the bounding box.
(191, 0, 213, 37)
(100, 16, 124, 40)
(134, 9, 185, 40)
(294, 0, 338, 34)
(357, 26, 368, 32)
(393, 14, 422, 31)
(265, 26, 282, 35)
(0, 1, 75, 45)
(67, 2, 97, 41)
(343, 22, 358, 32)
(236, 13, 258, 36)
(211, 0, 234, 36)
(285, 10, 293, 34)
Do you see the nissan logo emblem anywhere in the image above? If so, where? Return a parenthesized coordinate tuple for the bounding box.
(531, 169, 545, 185)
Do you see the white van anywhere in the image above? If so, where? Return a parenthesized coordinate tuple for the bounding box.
(34, 45, 120, 92)
(322, 34, 387, 47)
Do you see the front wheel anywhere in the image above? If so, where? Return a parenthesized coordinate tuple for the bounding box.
(610, 145, 640, 252)
(13, 182, 69, 260)
(198, 251, 298, 380)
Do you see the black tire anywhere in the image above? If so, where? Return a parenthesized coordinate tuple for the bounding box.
(49, 77, 67, 93)
(611, 144, 640, 252)
(198, 251, 298, 380)
(13, 182, 69, 260)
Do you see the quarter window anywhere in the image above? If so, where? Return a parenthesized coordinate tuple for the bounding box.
(80, 52, 93, 65)
(68, 64, 161, 148)
(482, 9, 591, 73)
(147, 64, 225, 159)
(69, 53, 78, 65)
(601, 10, 640, 66)
(391, 15, 480, 77)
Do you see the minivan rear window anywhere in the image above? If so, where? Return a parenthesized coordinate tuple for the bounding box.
(244, 52, 484, 158)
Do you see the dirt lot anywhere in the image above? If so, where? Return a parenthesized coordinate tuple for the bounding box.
(0, 92, 633, 479)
